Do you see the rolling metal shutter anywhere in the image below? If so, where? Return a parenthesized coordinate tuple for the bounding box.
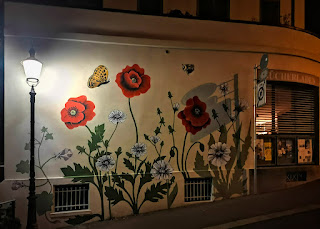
(256, 82, 317, 135)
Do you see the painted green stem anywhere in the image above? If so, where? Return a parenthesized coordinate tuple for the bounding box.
(108, 173, 113, 219)
(129, 98, 139, 143)
(184, 141, 201, 178)
(181, 132, 188, 179)
(106, 123, 118, 152)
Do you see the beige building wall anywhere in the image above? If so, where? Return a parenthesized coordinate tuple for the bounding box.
(163, 0, 197, 15)
(230, 0, 260, 22)
(295, 0, 305, 29)
(103, 0, 137, 11)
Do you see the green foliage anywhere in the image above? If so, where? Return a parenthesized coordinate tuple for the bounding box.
(61, 163, 95, 184)
(144, 134, 149, 140)
(76, 146, 86, 154)
(168, 125, 175, 134)
(45, 133, 53, 140)
(24, 143, 30, 151)
(105, 186, 125, 206)
(65, 215, 99, 226)
(35, 191, 53, 216)
(168, 183, 178, 208)
(199, 143, 205, 152)
(228, 169, 243, 196)
(138, 162, 153, 191)
(121, 173, 135, 185)
(212, 109, 218, 119)
(112, 172, 125, 189)
(219, 125, 227, 144)
(208, 133, 215, 147)
(194, 151, 211, 177)
(16, 160, 29, 174)
(41, 126, 48, 133)
(126, 152, 133, 158)
(154, 127, 161, 135)
(123, 158, 135, 172)
(144, 182, 167, 202)
(238, 121, 251, 168)
(168, 91, 173, 98)
(115, 147, 122, 156)
(157, 108, 162, 115)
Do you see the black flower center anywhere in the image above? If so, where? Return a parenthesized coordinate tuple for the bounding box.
(192, 106, 202, 117)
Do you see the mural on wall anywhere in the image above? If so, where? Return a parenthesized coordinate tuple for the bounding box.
(193, 77, 252, 199)
(182, 64, 194, 75)
(12, 126, 72, 224)
(12, 63, 251, 226)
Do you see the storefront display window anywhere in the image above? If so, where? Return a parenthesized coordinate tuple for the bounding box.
(256, 81, 318, 167)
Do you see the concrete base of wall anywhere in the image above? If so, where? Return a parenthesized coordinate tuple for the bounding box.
(249, 165, 320, 194)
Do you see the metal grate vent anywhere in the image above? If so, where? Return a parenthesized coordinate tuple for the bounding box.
(184, 178, 213, 202)
(54, 184, 89, 212)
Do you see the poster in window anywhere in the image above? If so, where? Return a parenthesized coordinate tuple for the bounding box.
(277, 139, 293, 157)
(264, 141, 272, 161)
(298, 139, 312, 163)
(255, 139, 264, 160)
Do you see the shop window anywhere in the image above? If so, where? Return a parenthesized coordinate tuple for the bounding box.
(54, 184, 89, 212)
(197, 0, 230, 20)
(138, 0, 163, 15)
(256, 82, 318, 166)
(260, 0, 280, 25)
(184, 178, 213, 202)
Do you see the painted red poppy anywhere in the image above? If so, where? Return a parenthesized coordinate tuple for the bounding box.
(178, 96, 211, 135)
(115, 64, 151, 98)
(61, 95, 95, 129)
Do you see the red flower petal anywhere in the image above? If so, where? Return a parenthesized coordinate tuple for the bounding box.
(68, 95, 88, 104)
(123, 71, 142, 89)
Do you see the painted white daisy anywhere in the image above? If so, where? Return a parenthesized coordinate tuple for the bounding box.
(208, 142, 231, 167)
(55, 148, 73, 161)
(96, 155, 115, 171)
(173, 102, 180, 112)
(108, 110, 126, 124)
(219, 82, 229, 96)
(151, 160, 173, 180)
(150, 136, 161, 144)
(131, 142, 147, 158)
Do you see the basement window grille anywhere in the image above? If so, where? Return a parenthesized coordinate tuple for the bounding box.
(54, 184, 89, 212)
(184, 178, 213, 202)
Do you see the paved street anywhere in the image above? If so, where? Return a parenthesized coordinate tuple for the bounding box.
(235, 209, 320, 229)
(66, 179, 320, 229)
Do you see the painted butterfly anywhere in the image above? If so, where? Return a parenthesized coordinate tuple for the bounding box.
(87, 65, 110, 88)
(182, 64, 194, 75)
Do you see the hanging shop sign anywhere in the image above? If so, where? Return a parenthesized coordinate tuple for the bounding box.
(256, 80, 266, 108)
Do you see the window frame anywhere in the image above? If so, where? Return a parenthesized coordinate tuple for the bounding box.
(256, 81, 319, 167)
(137, 0, 163, 15)
(260, 0, 280, 26)
(197, 0, 230, 21)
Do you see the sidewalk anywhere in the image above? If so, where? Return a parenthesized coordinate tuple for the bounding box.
(67, 179, 320, 229)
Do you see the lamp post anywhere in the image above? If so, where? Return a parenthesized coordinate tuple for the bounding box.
(22, 47, 42, 229)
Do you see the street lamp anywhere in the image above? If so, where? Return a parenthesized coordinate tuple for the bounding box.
(22, 47, 42, 229)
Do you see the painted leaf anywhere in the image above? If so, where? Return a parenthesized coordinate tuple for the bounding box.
(36, 191, 53, 216)
(24, 143, 30, 151)
(168, 91, 173, 98)
(126, 152, 133, 158)
(112, 172, 125, 189)
(95, 124, 105, 141)
(160, 141, 164, 147)
(88, 140, 100, 153)
(157, 108, 162, 115)
(193, 151, 211, 177)
(239, 122, 252, 168)
(144, 134, 149, 140)
(159, 117, 165, 126)
(41, 126, 48, 133)
(135, 158, 147, 178)
(61, 163, 94, 184)
(123, 158, 134, 172)
(154, 127, 161, 135)
(115, 147, 122, 156)
(228, 169, 243, 196)
(199, 143, 205, 152)
(208, 133, 215, 148)
(76, 146, 86, 154)
(138, 162, 153, 190)
(45, 133, 53, 140)
(144, 182, 167, 203)
(168, 125, 175, 134)
(121, 173, 135, 185)
(65, 214, 99, 226)
(219, 125, 227, 144)
(16, 160, 29, 174)
(104, 186, 125, 206)
(168, 183, 178, 208)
